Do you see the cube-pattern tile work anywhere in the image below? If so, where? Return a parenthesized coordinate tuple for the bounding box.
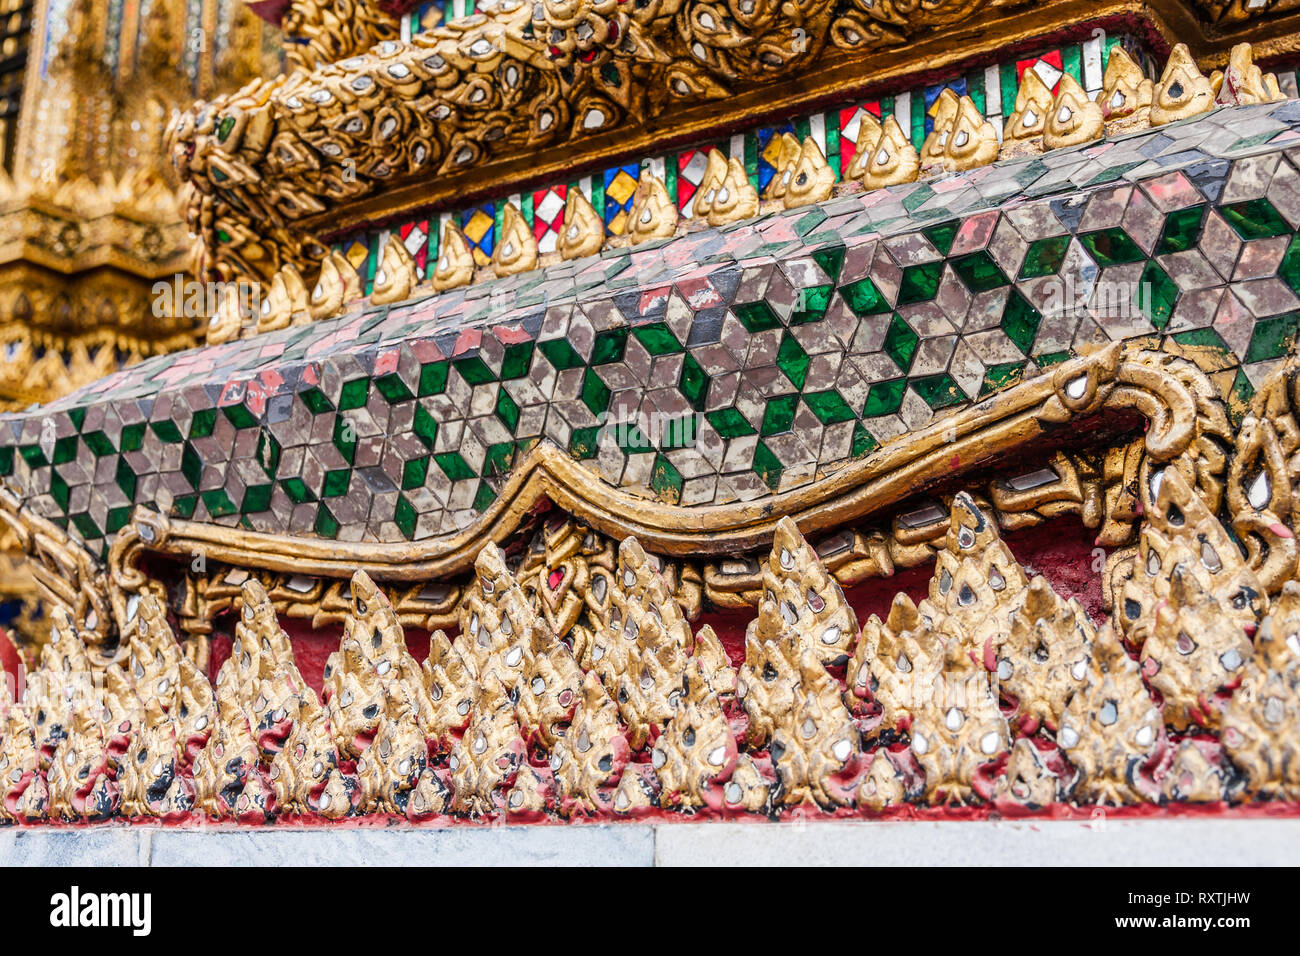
(343, 33, 1153, 293)
(7, 102, 1300, 560)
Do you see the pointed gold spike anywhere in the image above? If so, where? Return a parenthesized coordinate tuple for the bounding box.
(1002, 68, 1054, 152)
(862, 115, 920, 190)
(370, 233, 418, 304)
(627, 174, 677, 243)
(920, 88, 960, 172)
(308, 250, 361, 320)
(206, 283, 250, 344)
(762, 133, 802, 202)
(694, 150, 759, 227)
(782, 137, 835, 209)
(1218, 42, 1287, 106)
(1097, 46, 1154, 131)
(942, 96, 999, 172)
(432, 219, 475, 292)
(1151, 43, 1216, 126)
(1044, 73, 1104, 150)
(493, 202, 538, 277)
(256, 263, 308, 333)
(558, 187, 605, 260)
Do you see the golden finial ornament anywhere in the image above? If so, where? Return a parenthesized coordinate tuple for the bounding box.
(762, 133, 802, 203)
(432, 219, 475, 292)
(308, 250, 362, 320)
(1097, 46, 1154, 133)
(206, 282, 248, 344)
(862, 114, 920, 190)
(1217, 43, 1286, 106)
(558, 187, 605, 260)
(844, 111, 883, 182)
(370, 233, 418, 305)
(627, 174, 678, 244)
(1150, 44, 1217, 126)
(693, 149, 759, 227)
(920, 89, 960, 172)
(492, 201, 538, 277)
(1001, 68, 1054, 157)
(256, 263, 309, 333)
(1044, 73, 1104, 150)
(782, 137, 836, 209)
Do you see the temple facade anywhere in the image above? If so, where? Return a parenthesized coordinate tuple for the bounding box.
(1, 0, 1299, 830)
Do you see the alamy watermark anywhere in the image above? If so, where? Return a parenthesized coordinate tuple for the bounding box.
(152, 275, 261, 322)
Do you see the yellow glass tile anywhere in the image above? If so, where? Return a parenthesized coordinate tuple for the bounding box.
(463, 209, 494, 244)
(606, 170, 638, 206)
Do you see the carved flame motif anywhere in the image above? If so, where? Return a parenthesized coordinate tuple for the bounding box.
(370, 233, 418, 305)
(762, 515, 858, 664)
(627, 174, 678, 244)
(1217, 43, 1285, 106)
(1151, 43, 1217, 126)
(1044, 74, 1103, 150)
(653, 661, 737, 809)
(1001, 68, 1053, 151)
(997, 576, 1094, 736)
(770, 650, 861, 807)
(1098, 45, 1154, 124)
(547, 670, 629, 815)
(861, 114, 919, 190)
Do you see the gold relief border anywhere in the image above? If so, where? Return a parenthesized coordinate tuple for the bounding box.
(118, 344, 1196, 586)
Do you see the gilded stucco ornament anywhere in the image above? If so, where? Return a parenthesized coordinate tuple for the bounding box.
(692, 149, 759, 226)
(1044, 73, 1104, 150)
(653, 661, 737, 810)
(432, 219, 475, 291)
(558, 187, 606, 260)
(769, 649, 861, 807)
(782, 137, 836, 209)
(1217, 42, 1285, 106)
(920, 88, 960, 172)
(256, 263, 310, 332)
(308, 251, 363, 320)
(1097, 46, 1154, 132)
(861, 114, 919, 190)
(1001, 68, 1053, 157)
(370, 233, 419, 305)
(843, 111, 883, 182)
(206, 282, 248, 344)
(762, 133, 803, 204)
(627, 174, 678, 243)
(493, 202, 539, 277)
(1150, 43, 1217, 126)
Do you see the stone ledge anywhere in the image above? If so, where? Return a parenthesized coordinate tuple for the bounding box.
(2, 819, 1297, 866)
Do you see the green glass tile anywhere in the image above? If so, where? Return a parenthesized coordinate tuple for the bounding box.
(979, 361, 1026, 396)
(52, 435, 76, 466)
(0, 446, 11, 477)
(967, 68, 986, 115)
(1155, 205, 1205, 255)
(791, 284, 833, 325)
(1135, 260, 1178, 331)
(951, 251, 1007, 293)
(189, 408, 217, 439)
(322, 468, 351, 497)
(435, 452, 476, 481)
(1229, 368, 1254, 424)
(924, 221, 959, 256)
(500, 342, 534, 380)
(811, 245, 845, 283)
(539, 338, 584, 370)
(454, 355, 495, 385)
(222, 403, 259, 429)
(1244, 312, 1300, 364)
(1279, 235, 1300, 297)
(1170, 328, 1229, 351)
(568, 425, 602, 459)
(1062, 44, 1082, 83)
(1033, 350, 1071, 366)
(394, 495, 418, 539)
(242, 483, 273, 513)
(902, 184, 933, 214)
(314, 504, 341, 539)
(412, 404, 439, 449)
(332, 416, 357, 465)
(1020, 235, 1070, 278)
(761, 394, 799, 435)
(472, 480, 497, 513)
(172, 494, 198, 519)
(850, 424, 878, 457)
(841, 276, 890, 316)
(752, 440, 783, 490)
(150, 419, 184, 443)
(70, 513, 101, 540)
(650, 454, 684, 503)
(1078, 228, 1145, 267)
(590, 328, 628, 365)
(120, 423, 146, 452)
(661, 415, 698, 450)
(281, 477, 317, 504)
(910, 373, 966, 410)
(82, 431, 115, 457)
(257, 430, 281, 480)
(495, 386, 520, 431)
(616, 422, 651, 454)
(201, 489, 238, 518)
(49, 470, 69, 512)
(1221, 199, 1291, 241)
(483, 441, 515, 477)
(883, 314, 919, 373)
(1001, 289, 1042, 356)
(795, 208, 828, 237)
(397, 452, 426, 490)
(678, 355, 710, 411)
(181, 443, 203, 489)
(580, 368, 611, 416)
(68, 407, 85, 433)
(339, 377, 370, 411)
(897, 262, 942, 304)
(632, 323, 681, 355)
(106, 506, 131, 536)
(1084, 161, 1143, 187)
(300, 386, 334, 413)
(776, 333, 809, 390)
(707, 407, 756, 438)
(417, 361, 450, 396)
(114, 458, 137, 501)
(863, 377, 907, 416)
(733, 300, 783, 332)
(375, 372, 414, 403)
(18, 445, 46, 468)
(804, 390, 856, 425)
